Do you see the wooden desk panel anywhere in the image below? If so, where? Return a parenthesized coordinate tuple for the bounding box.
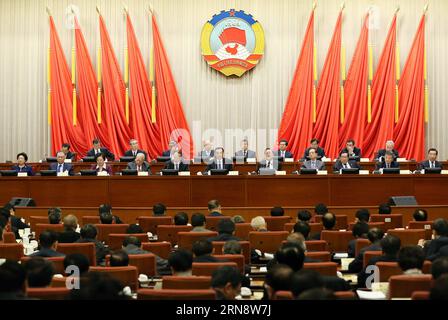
(0, 177, 30, 204)
(190, 176, 246, 206)
(413, 176, 448, 205)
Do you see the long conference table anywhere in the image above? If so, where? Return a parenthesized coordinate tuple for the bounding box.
(0, 174, 447, 207)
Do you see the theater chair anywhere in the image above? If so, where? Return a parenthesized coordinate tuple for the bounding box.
(26, 287, 70, 300)
(263, 216, 292, 231)
(284, 222, 323, 234)
(212, 254, 245, 274)
(141, 242, 172, 260)
(95, 224, 130, 243)
(305, 251, 331, 262)
(411, 291, 430, 300)
(106, 253, 157, 277)
(234, 223, 253, 240)
(334, 291, 357, 299)
(377, 261, 432, 282)
(212, 241, 251, 264)
(137, 289, 216, 300)
(34, 223, 64, 239)
(192, 262, 238, 276)
(303, 262, 338, 276)
(348, 222, 385, 231)
(363, 251, 383, 269)
(387, 229, 426, 247)
(273, 291, 293, 300)
(28, 216, 49, 230)
(89, 266, 139, 292)
(137, 216, 173, 234)
(177, 231, 218, 251)
(249, 231, 288, 254)
(108, 233, 148, 251)
(51, 276, 79, 288)
(355, 238, 371, 256)
(305, 240, 327, 252)
(321, 230, 354, 253)
(2, 232, 16, 243)
(370, 214, 403, 230)
(0, 243, 24, 261)
(56, 243, 96, 266)
(388, 275, 433, 299)
(162, 276, 212, 290)
(21, 256, 65, 274)
(315, 215, 348, 230)
(205, 216, 231, 231)
(81, 216, 101, 226)
(408, 221, 434, 240)
(156, 225, 192, 245)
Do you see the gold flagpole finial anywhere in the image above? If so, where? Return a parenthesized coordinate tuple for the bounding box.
(46, 6, 52, 16)
(96, 6, 101, 16)
(312, 1, 317, 10)
(423, 3, 429, 13)
(395, 6, 400, 14)
(123, 3, 129, 14)
(340, 2, 345, 11)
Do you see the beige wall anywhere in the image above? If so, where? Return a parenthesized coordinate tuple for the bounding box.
(0, 0, 446, 161)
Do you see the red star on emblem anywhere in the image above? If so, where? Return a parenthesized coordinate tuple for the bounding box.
(229, 10, 235, 16)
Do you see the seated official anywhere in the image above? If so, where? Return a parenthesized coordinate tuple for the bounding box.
(208, 200, 223, 217)
(303, 138, 326, 160)
(207, 219, 241, 242)
(59, 143, 76, 161)
(375, 140, 399, 161)
(413, 209, 428, 222)
(204, 147, 233, 173)
(90, 154, 112, 175)
(162, 140, 179, 157)
(49, 152, 74, 176)
(11, 152, 34, 176)
(30, 231, 65, 258)
(197, 140, 214, 163)
(339, 139, 362, 158)
(164, 151, 189, 171)
(127, 153, 151, 173)
(375, 151, 399, 170)
(333, 152, 361, 172)
(123, 139, 147, 160)
(86, 138, 115, 161)
(235, 139, 256, 159)
(192, 239, 220, 263)
(58, 215, 80, 243)
(257, 148, 282, 172)
(301, 148, 326, 170)
(273, 139, 294, 159)
(419, 148, 443, 170)
(348, 228, 384, 273)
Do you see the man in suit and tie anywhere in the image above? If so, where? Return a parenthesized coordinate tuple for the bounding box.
(197, 140, 214, 163)
(303, 138, 326, 160)
(60, 143, 76, 161)
(164, 151, 189, 172)
(376, 151, 400, 170)
(333, 152, 361, 172)
(127, 153, 152, 174)
(301, 148, 326, 170)
(208, 200, 223, 216)
(124, 139, 147, 160)
(205, 147, 233, 173)
(162, 140, 179, 157)
(235, 139, 256, 159)
(50, 152, 74, 176)
(86, 139, 115, 161)
(257, 148, 282, 172)
(274, 139, 294, 159)
(375, 140, 399, 161)
(339, 139, 362, 159)
(419, 148, 443, 170)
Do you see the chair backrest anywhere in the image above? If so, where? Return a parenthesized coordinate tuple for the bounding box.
(0, 243, 24, 260)
(34, 223, 64, 239)
(234, 223, 252, 240)
(89, 266, 139, 292)
(137, 289, 216, 300)
(2, 232, 16, 243)
(273, 290, 293, 300)
(162, 276, 212, 290)
(192, 262, 238, 276)
(355, 238, 372, 256)
(81, 216, 101, 226)
(29, 216, 49, 230)
(370, 214, 403, 230)
(303, 262, 338, 276)
(128, 254, 156, 277)
(248, 231, 288, 253)
(94, 224, 130, 243)
(108, 233, 148, 251)
(348, 222, 386, 232)
(388, 275, 433, 299)
(305, 240, 327, 252)
(177, 231, 218, 251)
(137, 216, 173, 234)
(51, 276, 79, 288)
(387, 229, 426, 247)
(263, 216, 292, 231)
(305, 251, 331, 262)
(205, 216, 231, 232)
(211, 241, 251, 264)
(408, 221, 433, 240)
(315, 215, 348, 230)
(56, 242, 96, 266)
(363, 250, 383, 269)
(411, 291, 430, 300)
(141, 242, 172, 260)
(212, 254, 245, 274)
(321, 230, 354, 253)
(26, 287, 70, 300)
(21, 256, 66, 274)
(156, 225, 192, 245)
(334, 291, 356, 299)
(376, 262, 402, 282)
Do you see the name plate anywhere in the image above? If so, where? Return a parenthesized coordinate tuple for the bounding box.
(246, 158, 256, 163)
(57, 171, 69, 177)
(442, 170, 448, 175)
(137, 171, 149, 176)
(359, 170, 370, 175)
(228, 171, 239, 176)
(64, 159, 72, 163)
(385, 218, 392, 223)
(360, 158, 370, 162)
(178, 171, 190, 176)
(424, 224, 431, 230)
(17, 172, 28, 177)
(284, 158, 294, 163)
(400, 170, 412, 175)
(317, 170, 328, 175)
(275, 171, 286, 175)
(397, 158, 407, 162)
(321, 158, 331, 162)
(97, 171, 108, 176)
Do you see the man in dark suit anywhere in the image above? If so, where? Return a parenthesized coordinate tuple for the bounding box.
(339, 139, 362, 158)
(375, 151, 400, 170)
(347, 222, 369, 258)
(235, 139, 256, 159)
(419, 148, 443, 170)
(274, 139, 294, 159)
(86, 139, 115, 161)
(204, 147, 233, 173)
(30, 231, 65, 258)
(207, 219, 241, 242)
(197, 140, 214, 163)
(333, 152, 361, 172)
(422, 218, 448, 261)
(60, 143, 76, 161)
(162, 140, 179, 157)
(301, 148, 326, 171)
(126, 153, 151, 173)
(303, 138, 326, 160)
(49, 152, 74, 176)
(257, 148, 282, 172)
(208, 200, 223, 216)
(348, 228, 384, 273)
(76, 224, 110, 266)
(164, 151, 189, 171)
(123, 139, 147, 160)
(192, 239, 220, 263)
(58, 215, 80, 243)
(375, 140, 399, 161)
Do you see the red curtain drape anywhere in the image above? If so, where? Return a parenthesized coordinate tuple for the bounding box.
(363, 14, 397, 159)
(393, 14, 426, 161)
(338, 14, 369, 152)
(99, 15, 132, 156)
(49, 16, 88, 157)
(277, 10, 314, 160)
(152, 14, 194, 159)
(126, 14, 162, 159)
(313, 11, 342, 160)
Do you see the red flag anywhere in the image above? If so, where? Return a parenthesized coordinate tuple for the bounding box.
(49, 16, 88, 157)
(393, 14, 426, 161)
(313, 11, 342, 159)
(99, 15, 132, 156)
(363, 14, 397, 159)
(152, 14, 194, 159)
(338, 14, 369, 152)
(277, 10, 314, 160)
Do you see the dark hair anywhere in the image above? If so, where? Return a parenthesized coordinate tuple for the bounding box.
(380, 235, 401, 256)
(80, 224, 98, 239)
(214, 147, 224, 153)
(355, 209, 370, 223)
(208, 200, 220, 211)
(297, 288, 336, 300)
(428, 148, 438, 155)
(431, 257, 448, 280)
(378, 203, 392, 215)
(174, 212, 189, 226)
(413, 209, 428, 222)
(433, 219, 448, 237)
(168, 249, 193, 272)
(17, 152, 28, 162)
(310, 138, 319, 144)
(100, 212, 113, 224)
(384, 150, 394, 158)
(39, 230, 58, 248)
(265, 264, 294, 293)
(291, 269, 324, 298)
(191, 213, 206, 228)
(110, 250, 129, 267)
(270, 207, 284, 217)
(279, 139, 288, 146)
(314, 203, 328, 215)
(293, 221, 311, 239)
(24, 257, 55, 288)
(62, 143, 71, 149)
(48, 211, 61, 225)
(122, 236, 141, 248)
(47, 207, 61, 217)
(398, 246, 425, 271)
(192, 239, 213, 257)
(0, 260, 26, 293)
(367, 228, 384, 243)
(430, 274, 448, 300)
(70, 272, 127, 300)
(352, 222, 369, 238)
(92, 139, 100, 145)
(322, 213, 336, 230)
(63, 253, 90, 275)
(217, 219, 235, 235)
(98, 204, 112, 215)
(346, 139, 355, 145)
(153, 203, 166, 216)
(94, 153, 105, 161)
(297, 210, 312, 222)
(275, 243, 305, 272)
(211, 266, 242, 289)
(126, 224, 143, 234)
